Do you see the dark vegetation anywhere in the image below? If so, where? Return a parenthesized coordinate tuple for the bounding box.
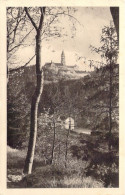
(7, 62, 119, 187)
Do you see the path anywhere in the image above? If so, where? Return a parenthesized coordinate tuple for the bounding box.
(71, 128, 92, 135)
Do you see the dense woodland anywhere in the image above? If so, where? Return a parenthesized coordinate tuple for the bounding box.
(8, 62, 119, 187)
(8, 63, 119, 147)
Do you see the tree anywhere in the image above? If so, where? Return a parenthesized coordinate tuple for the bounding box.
(23, 7, 46, 174)
(89, 22, 119, 150)
(37, 108, 64, 165)
(22, 7, 79, 174)
(110, 7, 119, 39)
(36, 79, 79, 167)
(7, 6, 79, 174)
(7, 8, 35, 81)
(65, 117, 71, 168)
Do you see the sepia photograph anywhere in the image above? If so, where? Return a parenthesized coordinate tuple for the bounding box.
(6, 6, 119, 188)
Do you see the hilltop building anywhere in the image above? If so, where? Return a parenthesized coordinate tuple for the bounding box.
(44, 50, 104, 73)
(43, 51, 101, 81)
(44, 50, 79, 71)
(61, 50, 66, 66)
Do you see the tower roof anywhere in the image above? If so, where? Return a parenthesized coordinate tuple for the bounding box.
(61, 50, 65, 66)
(61, 50, 65, 56)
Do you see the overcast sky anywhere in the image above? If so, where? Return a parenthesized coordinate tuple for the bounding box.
(13, 7, 113, 70)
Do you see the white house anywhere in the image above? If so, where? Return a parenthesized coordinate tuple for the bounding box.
(64, 117, 74, 130)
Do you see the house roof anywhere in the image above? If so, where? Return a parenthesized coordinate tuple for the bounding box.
(44, 63, 51, 67)
(54, 63, 63, 66)
(45, 62, 63, 67)
(66, 65, 76, 68)
(65, 117, 74, 121)
(75, 70, 86, 74)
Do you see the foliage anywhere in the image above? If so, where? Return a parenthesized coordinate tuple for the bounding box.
(7, 61, 119, 185)
(7, 69, 32, 148)
(86, 24, 119, 153)
(24, 165, 104, 188)
(70, 133, 119, 187)
(7, 61, 118, 148)
(7, 147, 104, 188)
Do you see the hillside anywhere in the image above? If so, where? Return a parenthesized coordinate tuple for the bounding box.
(7, 63, 119, 187)
(43, 63, 89, 82)
(8, 63, 119, 148)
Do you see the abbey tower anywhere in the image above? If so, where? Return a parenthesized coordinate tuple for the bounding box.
(61, 50, 66, 66)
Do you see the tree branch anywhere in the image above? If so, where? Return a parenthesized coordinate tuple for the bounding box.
(9, 54, 36, 73)
(24, 7, 38, 31)
(39, 7, 46, 30)
(8, 28, 34, 53)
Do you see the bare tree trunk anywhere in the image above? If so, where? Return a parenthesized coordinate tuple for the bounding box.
(50, 121, 56, 164)
(58, 142, 61, 164)
(110, 7, 119, 39)
(108, 29, 114, 152)
(108, 61, 112, 151)
(65, 119, 71, 168)
(23, 30, 44, 174)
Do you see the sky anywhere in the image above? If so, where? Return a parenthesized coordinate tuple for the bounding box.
(10, 7, 113, 70)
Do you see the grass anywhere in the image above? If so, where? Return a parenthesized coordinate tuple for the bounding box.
(7, 131, 119, 188)
(24, 170, 104, 188)
(7, 147, 26, 176)
(7, 146, 104, 188)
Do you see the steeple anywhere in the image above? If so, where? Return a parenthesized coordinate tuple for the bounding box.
(61, 50, 65, 66)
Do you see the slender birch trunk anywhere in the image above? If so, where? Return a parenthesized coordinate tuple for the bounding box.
(23, 7, 45, 174)
(50, 121, 56, 164)
(23, 29, 44, 174)
(65, 118, 71, 168)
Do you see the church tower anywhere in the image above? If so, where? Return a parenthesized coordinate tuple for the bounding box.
(61, 50, 65, 66)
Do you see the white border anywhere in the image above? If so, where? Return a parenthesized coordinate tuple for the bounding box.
(0, 0, 125, 194)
